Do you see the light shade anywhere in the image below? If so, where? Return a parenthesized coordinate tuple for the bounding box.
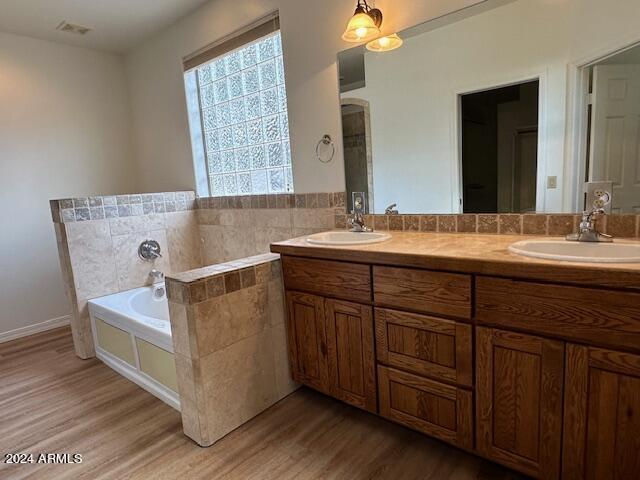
(366, 33, 403, 52)
(342, 12, 381, 43)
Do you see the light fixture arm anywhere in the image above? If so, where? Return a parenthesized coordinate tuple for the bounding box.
(354, 0, 383, 28)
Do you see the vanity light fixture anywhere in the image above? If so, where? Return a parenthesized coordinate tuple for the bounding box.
(366, 33, 403, 52)
(342, 0, 383, 43)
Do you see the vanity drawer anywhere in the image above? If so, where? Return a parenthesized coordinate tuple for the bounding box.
(373, 266, 471, 319)
(378, 365, 473, 450)
(282, 256, 371, 303)
(375, 308, 472, 387)
(476, 276, 640, 353)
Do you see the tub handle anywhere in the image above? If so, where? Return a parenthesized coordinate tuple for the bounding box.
(139, 239, 162, 261)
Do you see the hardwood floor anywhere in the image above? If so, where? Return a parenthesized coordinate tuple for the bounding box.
(0, 327, 525, 480)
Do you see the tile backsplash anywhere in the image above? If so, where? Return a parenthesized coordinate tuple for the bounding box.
(334, 212, 640, 239)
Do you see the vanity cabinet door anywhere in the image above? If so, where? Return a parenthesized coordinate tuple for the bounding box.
(563, 345, 640, 480)
(285, 291, 330, 394)
(324, 299, 376, 412)
(476, 327, 564, 480)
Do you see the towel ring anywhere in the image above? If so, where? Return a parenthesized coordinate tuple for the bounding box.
(316, 134, 335, 163)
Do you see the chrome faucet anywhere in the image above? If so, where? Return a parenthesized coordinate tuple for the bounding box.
(566, 208, 612, 243)
(348, 192, 372, 232)
(348, 210, 372, 232)
(149, 269, 165, 283)
(385, 203, 399, 215)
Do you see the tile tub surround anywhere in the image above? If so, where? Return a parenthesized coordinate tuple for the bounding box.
(196, 192, 346, 265)
(51, 193, 202, 359)
(333, 213, 640, 239)
(166, 253, 296, 447)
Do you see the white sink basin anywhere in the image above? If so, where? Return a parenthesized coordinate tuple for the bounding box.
(306, 231, 391, 246)
(509, 240, 640, 263)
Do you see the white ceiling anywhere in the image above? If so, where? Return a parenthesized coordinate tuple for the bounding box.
(0, 0, 211, 53)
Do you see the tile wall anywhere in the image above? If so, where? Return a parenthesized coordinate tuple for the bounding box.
(166, 254, 296, 446)
(51, 192, 202, 358)
(196, 192, 346, 264)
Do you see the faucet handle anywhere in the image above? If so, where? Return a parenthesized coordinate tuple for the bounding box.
(385, 203, 399, 215)
(139, 239, 162, 261)
(584, 207, 605, 223)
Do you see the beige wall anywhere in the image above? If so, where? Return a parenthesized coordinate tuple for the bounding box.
(0, 31, 134, 340)
(124, 0, 484, 194)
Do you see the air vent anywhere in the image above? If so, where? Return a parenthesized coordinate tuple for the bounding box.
(56, 21, 92, 35)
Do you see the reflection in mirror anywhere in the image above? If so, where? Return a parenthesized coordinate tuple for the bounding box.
(337, 0, 640, 215)
(461, 80, 538, 213)
(341, 100, 373, 213)
(583, 45, 640, 213)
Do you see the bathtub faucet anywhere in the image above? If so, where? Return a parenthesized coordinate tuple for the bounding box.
(149, 269, 164, 283)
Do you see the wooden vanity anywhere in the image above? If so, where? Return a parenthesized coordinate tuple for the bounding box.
(271, 232, 640, 480)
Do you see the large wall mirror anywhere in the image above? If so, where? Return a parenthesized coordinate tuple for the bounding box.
(337, 0, 640, 215)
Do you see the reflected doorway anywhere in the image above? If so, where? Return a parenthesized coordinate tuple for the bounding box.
(341, 99, 373, 213)
(584, 46, 640, 213)
(460, 80, 539, 213)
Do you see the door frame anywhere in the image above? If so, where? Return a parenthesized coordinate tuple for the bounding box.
(565, 36, 640, 212)
(453, 72, 547, 213)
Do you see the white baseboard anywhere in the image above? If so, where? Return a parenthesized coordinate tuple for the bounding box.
(0, 315, 71, 344)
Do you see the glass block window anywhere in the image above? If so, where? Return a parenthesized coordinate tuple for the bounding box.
(191, 31, 293, 196)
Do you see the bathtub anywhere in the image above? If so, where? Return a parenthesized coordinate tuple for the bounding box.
(88, 284, 179, 410)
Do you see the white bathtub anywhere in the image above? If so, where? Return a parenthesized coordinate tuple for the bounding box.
(88, 284, 179, 410)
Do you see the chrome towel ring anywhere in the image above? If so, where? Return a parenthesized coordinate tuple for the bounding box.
(316, 134, 335, 163)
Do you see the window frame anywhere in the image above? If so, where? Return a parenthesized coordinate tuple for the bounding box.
(183, 13, 293, 198)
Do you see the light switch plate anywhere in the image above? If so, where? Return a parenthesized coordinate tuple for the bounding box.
(547, 176, 557, 189)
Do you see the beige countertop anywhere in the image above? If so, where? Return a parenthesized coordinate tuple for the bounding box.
(271, 231, 640, 290)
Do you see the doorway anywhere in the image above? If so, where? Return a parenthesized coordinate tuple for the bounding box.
(460, 80, 539, 213)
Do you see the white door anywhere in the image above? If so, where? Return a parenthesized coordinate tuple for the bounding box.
(590, 64, 640, 213)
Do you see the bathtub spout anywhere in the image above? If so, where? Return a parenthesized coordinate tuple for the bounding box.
(149, 269, 164, 283)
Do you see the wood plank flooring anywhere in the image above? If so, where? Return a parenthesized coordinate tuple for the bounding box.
(0, 327, 525, 479)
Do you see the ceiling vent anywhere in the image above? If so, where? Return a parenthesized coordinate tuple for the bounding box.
(56, 21, 92, 35)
